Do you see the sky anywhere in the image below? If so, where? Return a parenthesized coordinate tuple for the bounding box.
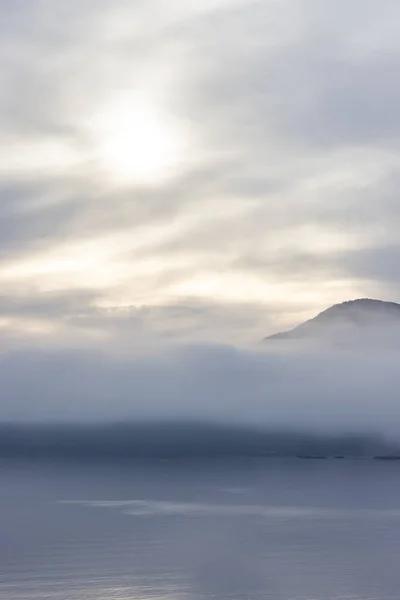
(1, 0, 400, 347)
(1, 1, 400, 432)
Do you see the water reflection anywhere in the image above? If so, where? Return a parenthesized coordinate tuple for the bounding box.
(2, 460, 400, 599)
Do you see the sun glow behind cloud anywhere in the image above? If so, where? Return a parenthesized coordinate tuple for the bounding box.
(1, 0, 400, 343)
(87, 95, 189, 186)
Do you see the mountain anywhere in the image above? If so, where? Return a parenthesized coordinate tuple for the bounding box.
(265, 298, 400, 342)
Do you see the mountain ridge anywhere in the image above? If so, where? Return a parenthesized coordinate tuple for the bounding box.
(265, 298, 400, 341)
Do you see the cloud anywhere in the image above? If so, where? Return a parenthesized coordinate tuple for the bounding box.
(1, 0, 400, 341)
(0, 289, 97, 319)
(1, 338, 400, 445)
(67, 299, 276, 343)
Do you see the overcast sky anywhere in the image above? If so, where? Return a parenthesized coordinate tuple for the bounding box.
(2, 0, 400, 345)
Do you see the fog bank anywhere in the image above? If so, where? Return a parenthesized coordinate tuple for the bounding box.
(1, 340, 400, 440)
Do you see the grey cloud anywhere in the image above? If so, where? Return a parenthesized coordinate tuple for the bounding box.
(176, 0, 400, 151)
(0, 0, 187, 138)
(234, 241, 400, 303)
(0, 289, 98, 319)
(0, 285, 277, 344)
(337, 244, 400, 289)
(75, 300, 276, 343)
(234, 253, 342, 282)
(0, 179, 83, 257)
(278, 54, 400, 148)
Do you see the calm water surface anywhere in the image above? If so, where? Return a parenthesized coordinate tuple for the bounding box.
(1, 459, 400, 599)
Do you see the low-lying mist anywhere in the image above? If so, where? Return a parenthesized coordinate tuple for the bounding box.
(1, 334, 400, 457)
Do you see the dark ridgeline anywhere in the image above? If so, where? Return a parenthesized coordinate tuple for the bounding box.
(264, 298, 400, 341)
(0, 422, 398, 460)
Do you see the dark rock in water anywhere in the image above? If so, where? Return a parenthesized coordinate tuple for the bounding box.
(374, 456, 400, 461)
(296, 455, 327, 460)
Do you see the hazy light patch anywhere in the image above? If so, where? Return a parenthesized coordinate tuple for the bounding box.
(0, 245, 102, 280)
(299, 146, 400, 192)
(246, 224, 365, 259)
(0, 236, 130, 292)
(0, 215, 191, 285)
(0, 137, 81, 177)
(175, 0, 249, 14)
(0, 317, 12, 331)
(289, 225, 363, 255)
(86, 93, 189, 187)
(170, 271, 365, 312)
(0, 195, 262, 303)
(0, 316, 57, 338)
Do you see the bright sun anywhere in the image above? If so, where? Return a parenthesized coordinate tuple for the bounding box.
(90, 98, 186, 186)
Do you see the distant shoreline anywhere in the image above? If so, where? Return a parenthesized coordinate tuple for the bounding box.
(0, 422, 398, 461)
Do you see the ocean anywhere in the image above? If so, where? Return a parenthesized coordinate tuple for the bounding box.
(1, 458, 400, 599)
